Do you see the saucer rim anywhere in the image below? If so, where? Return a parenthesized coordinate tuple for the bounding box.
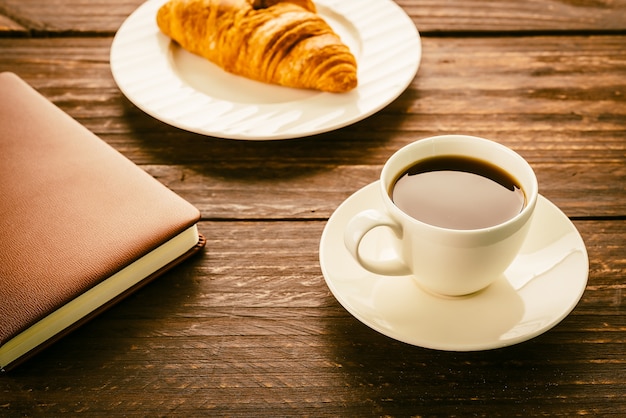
(319, 181, 589, 351)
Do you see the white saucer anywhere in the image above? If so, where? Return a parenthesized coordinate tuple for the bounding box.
(110, 0, 421, 140)
(319, 182, 589, 351)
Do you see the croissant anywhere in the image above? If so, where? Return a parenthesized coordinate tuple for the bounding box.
(156, 0, 357, 93)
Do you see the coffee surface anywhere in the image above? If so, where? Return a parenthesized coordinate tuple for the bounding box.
(392, 155, 525, 230)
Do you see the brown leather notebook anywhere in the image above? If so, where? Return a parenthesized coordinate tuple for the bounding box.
(0, 72, 205, 371)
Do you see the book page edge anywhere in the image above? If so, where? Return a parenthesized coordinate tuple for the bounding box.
(0, 224, 200, 369)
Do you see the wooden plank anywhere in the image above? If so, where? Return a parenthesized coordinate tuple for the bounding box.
(0, 1, 624, 416)
(0, 0, 624, 35)
(397, 0, 626, 33)
(0, 1, 139, 35)
(1, 36, 623, 163)
(0, 36, 623, 217)
(140, 162, 626, 219)
(0, 12, 26, 34)
(1, 219, 624, 415)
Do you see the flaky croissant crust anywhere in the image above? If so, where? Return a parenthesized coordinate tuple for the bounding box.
(157, 0, 357, 93)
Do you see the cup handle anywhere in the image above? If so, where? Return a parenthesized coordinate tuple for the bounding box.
(343, 209, 411, 276)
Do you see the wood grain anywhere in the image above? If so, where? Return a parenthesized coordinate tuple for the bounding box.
(1, 0, 625, 35)
(0, 36, 623, 217)
(1, 220, 624, 416)
(0, 0, 624, 416)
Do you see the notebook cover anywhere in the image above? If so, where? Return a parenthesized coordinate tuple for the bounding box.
(0, 72, 204, 370)
(1, 235, 206, 372)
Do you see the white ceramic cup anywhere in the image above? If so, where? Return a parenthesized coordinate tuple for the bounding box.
(344, 135, 539, 296)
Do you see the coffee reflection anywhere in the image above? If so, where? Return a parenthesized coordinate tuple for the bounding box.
(392, 155, 525, 230)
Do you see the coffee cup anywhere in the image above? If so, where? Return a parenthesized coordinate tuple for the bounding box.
(344, 135, 538, 296)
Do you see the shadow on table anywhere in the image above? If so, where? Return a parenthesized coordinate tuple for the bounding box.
(324, 313, 591, 415)
(118, 87, 421, 182)
(4, 252, 208, 376)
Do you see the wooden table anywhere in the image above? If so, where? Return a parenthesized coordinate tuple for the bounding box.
(1, 0, 625, 415)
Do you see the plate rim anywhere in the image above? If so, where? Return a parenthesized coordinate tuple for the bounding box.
(319, 181, 589, 351)
(110, 0, 422, 140)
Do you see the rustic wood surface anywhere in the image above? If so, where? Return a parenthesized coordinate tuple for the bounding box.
(1, 0, 625, 416)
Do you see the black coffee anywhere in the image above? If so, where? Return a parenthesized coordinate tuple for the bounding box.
(391, 155, 525, 230)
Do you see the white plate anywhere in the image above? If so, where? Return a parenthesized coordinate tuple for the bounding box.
(319, 182, 589, 351)
(110, 0, 421, 140)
